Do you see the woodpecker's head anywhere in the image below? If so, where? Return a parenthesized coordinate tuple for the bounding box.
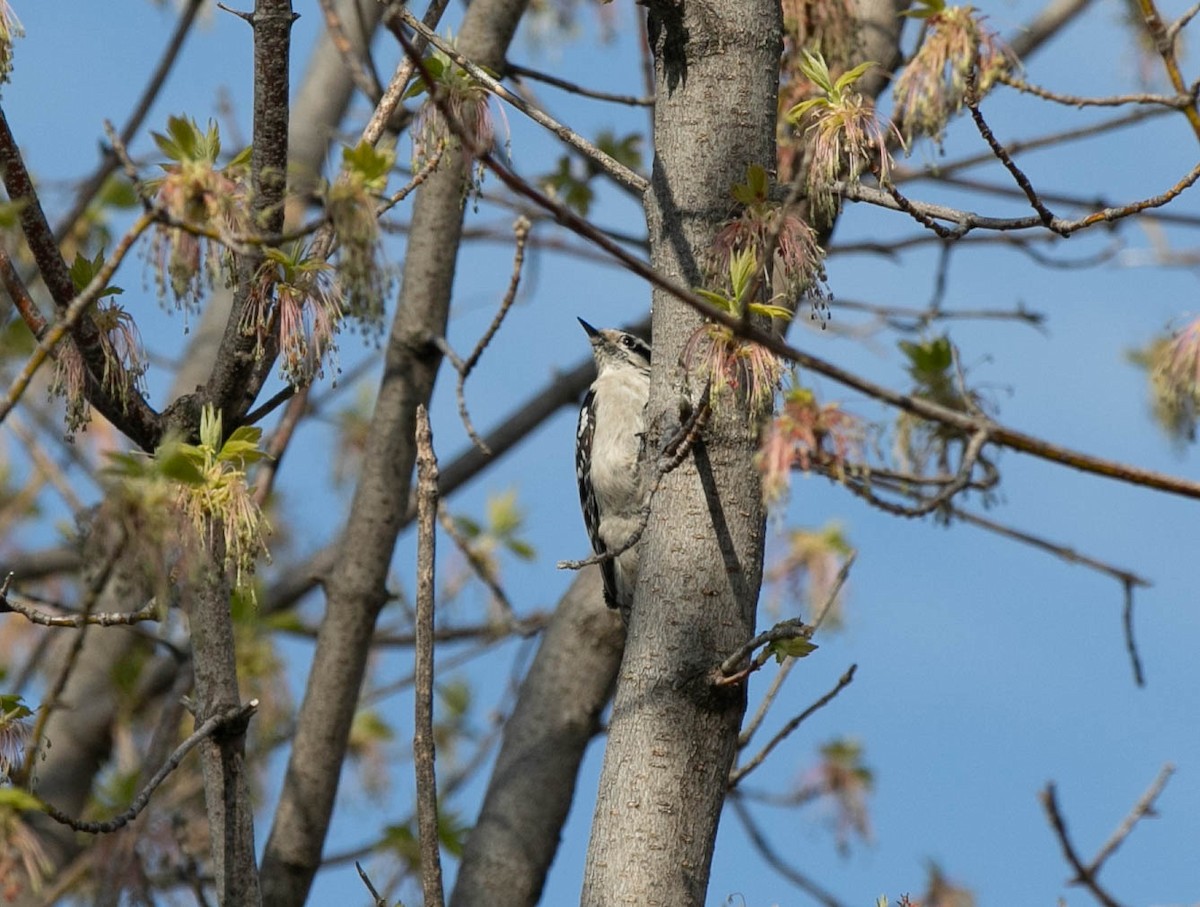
(578, 318, 651, 377)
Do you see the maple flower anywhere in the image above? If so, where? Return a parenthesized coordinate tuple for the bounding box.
(892, 0, 1015, 147)
(786, 52, 900, 222)
(147, 116, 250, 314)
(243, 243, 342, 386)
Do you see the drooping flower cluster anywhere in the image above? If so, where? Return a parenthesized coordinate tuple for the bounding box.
(777, 0, 861, 182)
(1138, 317, 1200, 443)
(786, 52, 900, 223)
(147, 116, 250, 315)
(757, 385, 865, 502)
(104, 405, 271, 600)
(709, 163, 829, 314)
(242, 242, 342, 386)
(684, 245, 791, 413)
(327, 142, 395, 335)
(892, 0, 1015, 148)
(50, 253, 147, 435)
(407, 43, 496, 172)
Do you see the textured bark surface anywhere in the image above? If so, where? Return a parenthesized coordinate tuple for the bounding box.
(450, 567, 625, 907)
(188, 542, 260, 906)
(258, 3, 529, 904)
(580, 2, 781, 905)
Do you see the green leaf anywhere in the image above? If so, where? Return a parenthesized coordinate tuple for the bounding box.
(505, 538, 536, 561)
(0, 788, 44, 813)
(97, 176, 139, 209)
(900, 0, 946, 17)
(0, 693, 31, 720)
(341, 140, 395, 192)
(453, 514, 482, 539)
(834, 60, 876, 93)
(437, 680, 471, 719)
(485, 489, 524, 538)
(730, 247, 758, 295)
(402, 55, 445, 99)
(199, 404, 222, 452)
(594, 130, 643, 172)
(696, 288, 736, 314)
(157, 446, 206, 485)
(767, 636, 818, 662)
(748, 302, 794, 321)
(732, 162, 770, 206)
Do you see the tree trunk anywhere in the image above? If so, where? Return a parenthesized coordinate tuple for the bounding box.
(581, 2, 781, 905)
(451, 567, 624, 907)
(258, 3, 530, 904)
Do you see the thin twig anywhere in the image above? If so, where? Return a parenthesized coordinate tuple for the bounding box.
(997, 73, 1191, 109)
(452, 216, 531, 454)
(0, 212, 155, 431)
(950, 506, 1151, 686)
(19, 533, 126, 781)
(506, 61, 654, 107)
(1040, 783, 1128, 907)
(738, 656, 797, 748)
(317, 0, 382, 101)
(728, 664, 858, 787)
(413, 405, 446, 907)
(53, 0, 205, 243)
(355, 861, 387, 907)
(1132, 0, 1200, 141)
(41, 700, 259, 834)
(1086, 764, 1174, 876)
(718, 618, 814, 679)
(965, 73, 1066, 234)
(0, 576, 159, 627)
(436, 508, 516, 622)
(253, 386, 310, 507)
(397, 9, 648, 194)
(0, 245, 47, 335)
(363, 0, 452, 146)
(728, 794, 851, 907)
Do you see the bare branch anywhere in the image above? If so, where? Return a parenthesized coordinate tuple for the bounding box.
(0, 575, 159, 628)
(356, 861, 387, 907)
(436, 508, 516, 622)
(397, 8, 649, 194)
(728, 665, 858, 787)
(729, 795, 851, 907)
(41, 700, 259, 835)
(998, 73, 1192, 109)
(1087, 764, 1174, 875)
(318, 0, 383, 101)
(1040, 783, 1128, 907)
(444, 216, 531, 454)
(949, 507, 1151, 686)
(414, 405, 446, 907)
(1131, 0, 1200, 141)
(505, 60, 654, 107)
(966, 74, 1066, 234)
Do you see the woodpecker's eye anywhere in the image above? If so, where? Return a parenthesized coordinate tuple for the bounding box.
(621, 336, 634, 348)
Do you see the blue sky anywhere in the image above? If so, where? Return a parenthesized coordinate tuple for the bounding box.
(7, 1, 1200, 905)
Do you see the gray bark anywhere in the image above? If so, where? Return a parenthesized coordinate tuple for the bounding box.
(450, 567, 625, 907)
(580, 1, 781, 904)
(188, 539, 260, 906)
(258, 3, 530, 904)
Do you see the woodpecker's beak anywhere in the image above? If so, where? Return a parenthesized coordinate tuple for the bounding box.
(577, 317, 600, 340)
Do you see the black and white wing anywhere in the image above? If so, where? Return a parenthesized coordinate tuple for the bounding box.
(576, 389, 619, 607)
